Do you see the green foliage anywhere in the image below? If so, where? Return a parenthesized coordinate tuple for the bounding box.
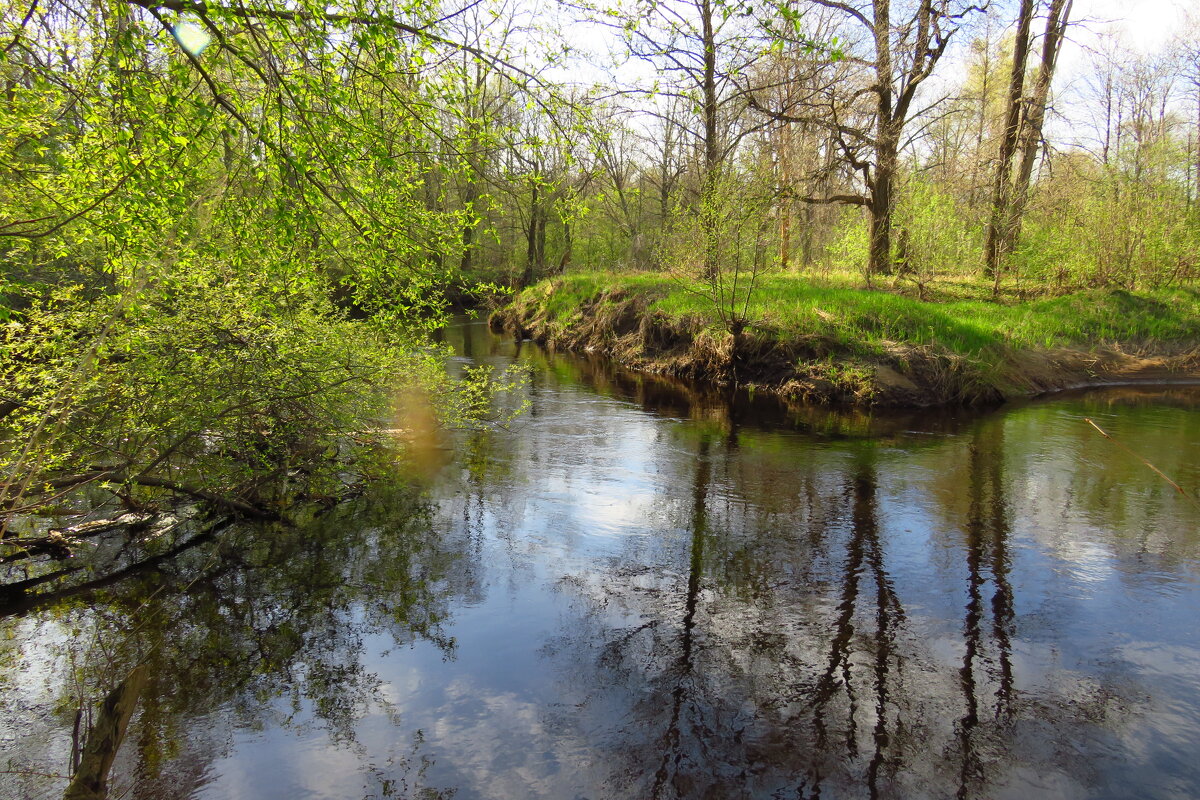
(0, 0, 528, 517)
(1012, 154, 1200, 290)
(0, 265, 516, 511)
(892, 176, 982, 293)
(826, 207, 870, 273)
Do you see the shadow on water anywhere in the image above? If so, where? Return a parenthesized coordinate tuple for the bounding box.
(5, 317, 1200, 799)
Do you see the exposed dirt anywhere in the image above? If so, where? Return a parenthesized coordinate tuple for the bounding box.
(489, 289, 1200, 408)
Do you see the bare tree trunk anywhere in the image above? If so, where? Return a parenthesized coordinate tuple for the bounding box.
(1005, 0, 1072, 254)
(556, 220, 572, 274)
(868, 141, 896, 280)
(780, 204, 791, 270)
(535, 208, 547, 269)
(969, 18, 995, 210)
(700, 0, 720, 281)
(459, 65, 488, 274)
(778, 123, 792, 270)
(520, 175, 539, 288)
(801, 201, 815, 266)
(461, 111, 482, 274)
(1102, 69, 1114, 166)
(867, 0, 895, 280)
(700, 0, 718, 179)
(984, 0, 1034, 283)
(1194, 90, 1200, 209)
(461, 177, 479, 273)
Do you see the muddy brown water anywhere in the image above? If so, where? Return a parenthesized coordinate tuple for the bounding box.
(4, 317, 1200, 799)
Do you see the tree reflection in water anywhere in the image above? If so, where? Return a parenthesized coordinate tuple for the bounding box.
(957, 422, 1016, 799)
(1, 486, 472, 800)
(540, 399, 1143, 800)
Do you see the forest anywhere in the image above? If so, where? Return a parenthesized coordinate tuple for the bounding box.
(2, 0, 1200, 520)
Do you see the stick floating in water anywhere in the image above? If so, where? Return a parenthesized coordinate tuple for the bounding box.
(1084, 417, 1200, 511)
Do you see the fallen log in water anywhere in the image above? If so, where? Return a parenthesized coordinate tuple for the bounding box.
(62, 664, 148, 800)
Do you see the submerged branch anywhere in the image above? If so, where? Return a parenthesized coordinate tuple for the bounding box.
(127, 476, 281, 521)
(1, 469, 279, 525)
(1, 513, 154, 563)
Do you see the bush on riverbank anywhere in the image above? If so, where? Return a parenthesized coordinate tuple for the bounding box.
(493, 272, 1200, 406)
(1, 269, 523, 529)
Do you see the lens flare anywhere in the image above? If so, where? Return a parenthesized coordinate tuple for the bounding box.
(172, 22, 212, 57)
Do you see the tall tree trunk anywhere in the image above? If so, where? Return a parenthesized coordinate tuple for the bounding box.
(556, 220, 572, 274)
(969, 18, 995, 210)
(1101, 70, 1114, 166)
(1005, 0, 1072, 254)
(801, 201, 814, 266)
(780, 204, 792, 270)
(535, 207, 547, 269)
(461, 171, 479, 274)
(775, 120, 793, 270)
(867, 0, 895, 280)
(460, 70, 486, 274)
(868, 140, 896, 280)
(700, 0, 720, 282)
(520, 176, 539, 288)
(984, 0, 1034, 282)
(1194, 90, 1200, 209)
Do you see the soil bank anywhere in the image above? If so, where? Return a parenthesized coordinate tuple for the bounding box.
(489, 275, 1200, 407)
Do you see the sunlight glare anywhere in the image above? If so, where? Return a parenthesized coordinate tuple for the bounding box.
(172, 21, 212, 57)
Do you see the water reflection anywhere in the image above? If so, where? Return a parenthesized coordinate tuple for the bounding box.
(536, 401, 1173, 799)
(957, 422, 1015, 798)
(1, 487, 471, 799)
(4, 320, 1200, 799)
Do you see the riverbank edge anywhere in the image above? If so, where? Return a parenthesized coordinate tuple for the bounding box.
(488, 280, 1200, 407)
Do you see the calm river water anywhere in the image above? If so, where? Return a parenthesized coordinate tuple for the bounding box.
(4, 318, 1200, 800)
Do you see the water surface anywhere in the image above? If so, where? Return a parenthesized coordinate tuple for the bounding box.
(4, 319, 1200, 799)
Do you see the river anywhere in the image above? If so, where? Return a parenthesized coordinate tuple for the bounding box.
(3, 317, 1200, 799)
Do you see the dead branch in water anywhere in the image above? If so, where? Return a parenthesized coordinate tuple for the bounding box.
(1084, 417, 1200, 512)
(2, 470, 280, 524)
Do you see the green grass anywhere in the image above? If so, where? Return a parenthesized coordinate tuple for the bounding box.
(514, 270, 1200, 360)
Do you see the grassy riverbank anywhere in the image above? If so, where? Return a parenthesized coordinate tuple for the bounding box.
(491, 272, 1200, 406)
